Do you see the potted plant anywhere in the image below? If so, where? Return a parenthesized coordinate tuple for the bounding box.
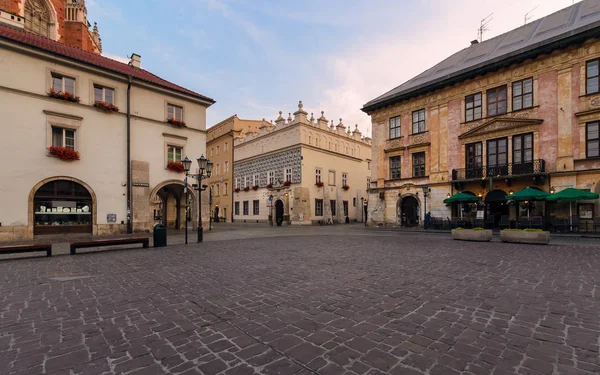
(166, 161, 184, 173)
(283, 180, 291, 186)
(266, 183, 273, 189)
(234, 187, 240, 193)
(451, 227, 492, 242)
(342, 185, 350, 191)
(167, 118, 186, 127)
(48, 88, 80, 103)
(94, 100, 119, 113)
(316, 181, 324, 187)
(47, 146, 80, 160)
(243, 186, 250, 192)
(252, 185, 259, 191)
(500, 228, 549, 245)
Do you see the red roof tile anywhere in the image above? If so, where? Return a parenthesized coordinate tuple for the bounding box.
(0, 24, 215, 104)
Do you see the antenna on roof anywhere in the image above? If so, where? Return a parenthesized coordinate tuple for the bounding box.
(524, 6, 538, 25)
(478, 13, 493, 42)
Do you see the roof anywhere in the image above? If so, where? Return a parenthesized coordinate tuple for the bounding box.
(362, 0, 600, 113)
(0, 24, 215, 104)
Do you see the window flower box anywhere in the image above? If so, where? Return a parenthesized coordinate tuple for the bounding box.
(315, 181, 324, 187)
(451, 228, 492, 242)
(94, 100, 119, 113)
(47, 146, 80, 161)
(234, 188, 240, 193)
(266, 183, 273, 189)
(342, 185, 350, 191)
(283, 180, 291, 186)
(500, 229, 549, 244)
(48, 88, 80, 103)
(166, 161, 184, 173)
(243, 186, 250, 192)
(167, 118, 186, 127)
(252, 185, 259, 191)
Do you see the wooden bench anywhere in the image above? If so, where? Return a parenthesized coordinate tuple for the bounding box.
(70, 237, 149, 255)
(0, 243, 52, 257)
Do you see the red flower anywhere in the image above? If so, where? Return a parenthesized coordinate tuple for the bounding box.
(48, 88, 80, 103)
(234, 188, 240, 192)
(48, 146, 80, 161)
(167, 118, 186, 127)
(166, 161, 184, 173)
(243, 186, 250, 192)
(94, 101, 119, 113)
(283, 180, 291, 186)
(315, 181, 324, 187)
(266, 183, 273, 189)
(252, 185, 259, 190)
(342, 185, 350, 191)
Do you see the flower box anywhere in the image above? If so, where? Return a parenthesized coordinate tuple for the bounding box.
(451, 228, 492, 242)
(342, 185, 350, 191)
(252, 185, 259, 191)
(243, 186, 250, 192)
(283, 180, 291, 186)
(315, 181, 324, 187)
(234, 188, 240, 193)
(167, 118, 186, 127)
(48, 88, 80, 103)
(166, 161, 184, 173)
(47, 146, 80, 161)
(94, 100, 119, 113)
(500, 229, 549, 245)
(266, 183, 273, 189)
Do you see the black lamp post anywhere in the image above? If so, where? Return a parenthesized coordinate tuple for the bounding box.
(422, 185, 429, 229)
(182, 155, 213, 243)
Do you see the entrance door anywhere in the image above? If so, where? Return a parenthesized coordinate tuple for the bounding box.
(214, 206, 219, 223)
(400, 196, 419, 227)
(275, 200, 284, 226)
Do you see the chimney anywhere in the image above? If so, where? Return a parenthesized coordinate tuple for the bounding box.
(129, 53, 141, 69)
(470, 40, 479, 46)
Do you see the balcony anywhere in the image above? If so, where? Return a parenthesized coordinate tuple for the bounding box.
(452, 159, 546, 181)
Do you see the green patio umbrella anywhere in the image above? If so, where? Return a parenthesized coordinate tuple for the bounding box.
(506, 187, 550, 218)
(545, 188, 599, 229)
(444, 192, 479, 218)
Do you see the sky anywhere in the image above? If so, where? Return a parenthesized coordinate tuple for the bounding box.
(88, 0, 582, 134)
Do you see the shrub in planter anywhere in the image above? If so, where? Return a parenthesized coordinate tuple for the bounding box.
(342, 185, 350, 191)
(243, 186, 250, 192)
(283, 180, 291, 186)
(252, 185, 259, 191)
(234, 188, 240, 193)
(315, 181, 324, 187)
(48, 88, 80, 103)
(166, 161, 184, 173)
(94, 100, 119, 113)
(500, 229, 549, 244)
(451, 228, 492, 242)
(167, 118, 186, 127)
(47, 146, 80, 160)
(266, 183, 273, 189)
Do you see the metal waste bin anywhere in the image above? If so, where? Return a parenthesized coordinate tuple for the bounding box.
(153, 224, 167, 247)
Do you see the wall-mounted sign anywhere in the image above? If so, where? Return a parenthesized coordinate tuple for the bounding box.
(132, 182, 150, 187)
(107, 214, 117, 223)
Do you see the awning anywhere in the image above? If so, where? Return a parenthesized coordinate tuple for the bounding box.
(443, 191, 479, 203)
(545, 187, 599, 202)
(485, 190, 506, 203)
(506, 187, 549, 202)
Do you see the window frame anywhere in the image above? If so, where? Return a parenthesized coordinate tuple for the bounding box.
(512, 133, 534, 164)
(167, 103, 184, 121)
(167, 145, 183, 163)
(315, 169, 322, 184)
(586, 59, 600, 95)
(268, 171, 275, 185)
(253, 174, 259, 187)
(93, 84, 115, 104)
(512, 78, 533, 111)
(328, 170, 336, 186)
(486, 85, 508, 117)
(389, 116, 401, 139)
(51, 126, 76, 150)
(389, 156, 401, 179)
(586, 121, 600, 158)
(487, 137, 508, 166)
(243, 201, 249, 216)
(285, 167, 292, 182)
(51, 73, 75, 95)
(330, 200, 336, 216)
(412, 152, 426, 178)
(253, 200, 259, 215)
(412, 109, 426, 134)
(465, 92, 482, 122)
(342, 173, 348, 187)
(234, 201, 240, 215)
(315, 199, 323, 216)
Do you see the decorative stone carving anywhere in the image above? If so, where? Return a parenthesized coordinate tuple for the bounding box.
(234, 148, 302, 186)
(459, 118, 543, 140)
(410, 132, 428, 145)
(591, 97, 600, 107)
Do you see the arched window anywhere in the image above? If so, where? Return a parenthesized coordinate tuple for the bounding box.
(34, 180, 93, 234)
(25, 0, 52, 38)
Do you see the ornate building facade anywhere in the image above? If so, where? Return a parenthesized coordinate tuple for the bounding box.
(0, 0, 101, 54)
(233, 102, 372, 225)
(363, 0, 600, 228)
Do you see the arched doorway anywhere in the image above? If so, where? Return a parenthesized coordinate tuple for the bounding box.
(400, 196, 419, 227)
(149, 181, 197, 231)
(275, 200, 284, 226)
(33, 179, 93, 235)
(485, 189, 508, 227)
(214, 206, 220, 223)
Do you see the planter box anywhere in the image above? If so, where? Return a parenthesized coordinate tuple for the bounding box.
(500, 231, 550, 245)
(451, 229, 492, 242)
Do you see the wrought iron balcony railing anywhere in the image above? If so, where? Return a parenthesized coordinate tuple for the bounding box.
(451, 159, 546, 181)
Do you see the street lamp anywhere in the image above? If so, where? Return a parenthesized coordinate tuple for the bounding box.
(422, 185, 429, 229)
(182, 155, 213, 243)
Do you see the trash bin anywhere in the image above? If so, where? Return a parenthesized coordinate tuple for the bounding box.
(153, 224, 167, 247)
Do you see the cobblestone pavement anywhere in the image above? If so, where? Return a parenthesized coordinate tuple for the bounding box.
(1, 227, 600, 374)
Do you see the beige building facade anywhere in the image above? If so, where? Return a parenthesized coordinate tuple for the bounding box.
(0, 22, 214, 241)
(233, 102, 371, 225)
(363, 0, 600, 229)
(206, 115, 264, 222)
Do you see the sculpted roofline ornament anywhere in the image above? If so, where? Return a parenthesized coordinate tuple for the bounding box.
(459, 116, 543, 140)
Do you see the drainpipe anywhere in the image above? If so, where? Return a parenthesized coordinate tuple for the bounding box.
(127, 75, 132, 234)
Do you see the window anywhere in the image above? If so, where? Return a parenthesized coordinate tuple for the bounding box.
(412, 152, 426, 177)
(513, 133, 533, 164)
(328, 171, 336, 186)
(268, 171, 275, 185)
(315, 169, 322, 183)
(215, 184, 220, 196)
(253, 200, 259, 215)
(244, 177, 250, 188)
(211, 148, 214, 157)
(390, 156, 401, 179)
(315, 199, 323, 216)
(52, 73, 75, 94)
(487, 138, 508, 175)
(487, 86, 507, 116)
(368, 161, 371, 170)
(225, 161, 229, 173)
(243, 201, 249, 215)
(465, 93, 482, 122)
(367, 177, 371, 190)
(253, 174, 259, 187)
(512, 78, 533, 111)
(235, 178, 240, 189)
(52, 127, 75, 149)
(465, 142, 483, 179)
(330, 200, 337, 216)
(587, 121, 599, 158)
(587, 59, 599, 94)
(343, 201, 349, 217)
(309, 136, 312, 145)
(216, 164, 220, 175)
(25, 0, 51, 37)
(342, 173, 348, 187)
(389, 116, 401, 139)
(224, 182, 228, 195)
(225, 142, 229, 151)
(412, 109, 425, 134)
(353, 197, 357, 207)
(285, 168, 292, 182)
(216, 146, 220, 155)
(234, 201, 240, 215)
(167, 104, 183, 121)
(94, 85, 114, 104)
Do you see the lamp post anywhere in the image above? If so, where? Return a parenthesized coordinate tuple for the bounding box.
(182, 155, 213, 243)
(422, 185, 429, 229)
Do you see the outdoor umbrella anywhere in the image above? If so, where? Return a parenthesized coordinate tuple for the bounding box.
(506, 187, 550, 217)
(545, 188, 599, 229)
(444, 192, 479, 218)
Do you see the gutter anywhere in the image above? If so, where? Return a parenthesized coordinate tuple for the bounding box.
(127, 75, 132, 234)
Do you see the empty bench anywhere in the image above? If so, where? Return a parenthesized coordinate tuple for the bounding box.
(0, 243, 52, 258)
(70, 237, 149, 255)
